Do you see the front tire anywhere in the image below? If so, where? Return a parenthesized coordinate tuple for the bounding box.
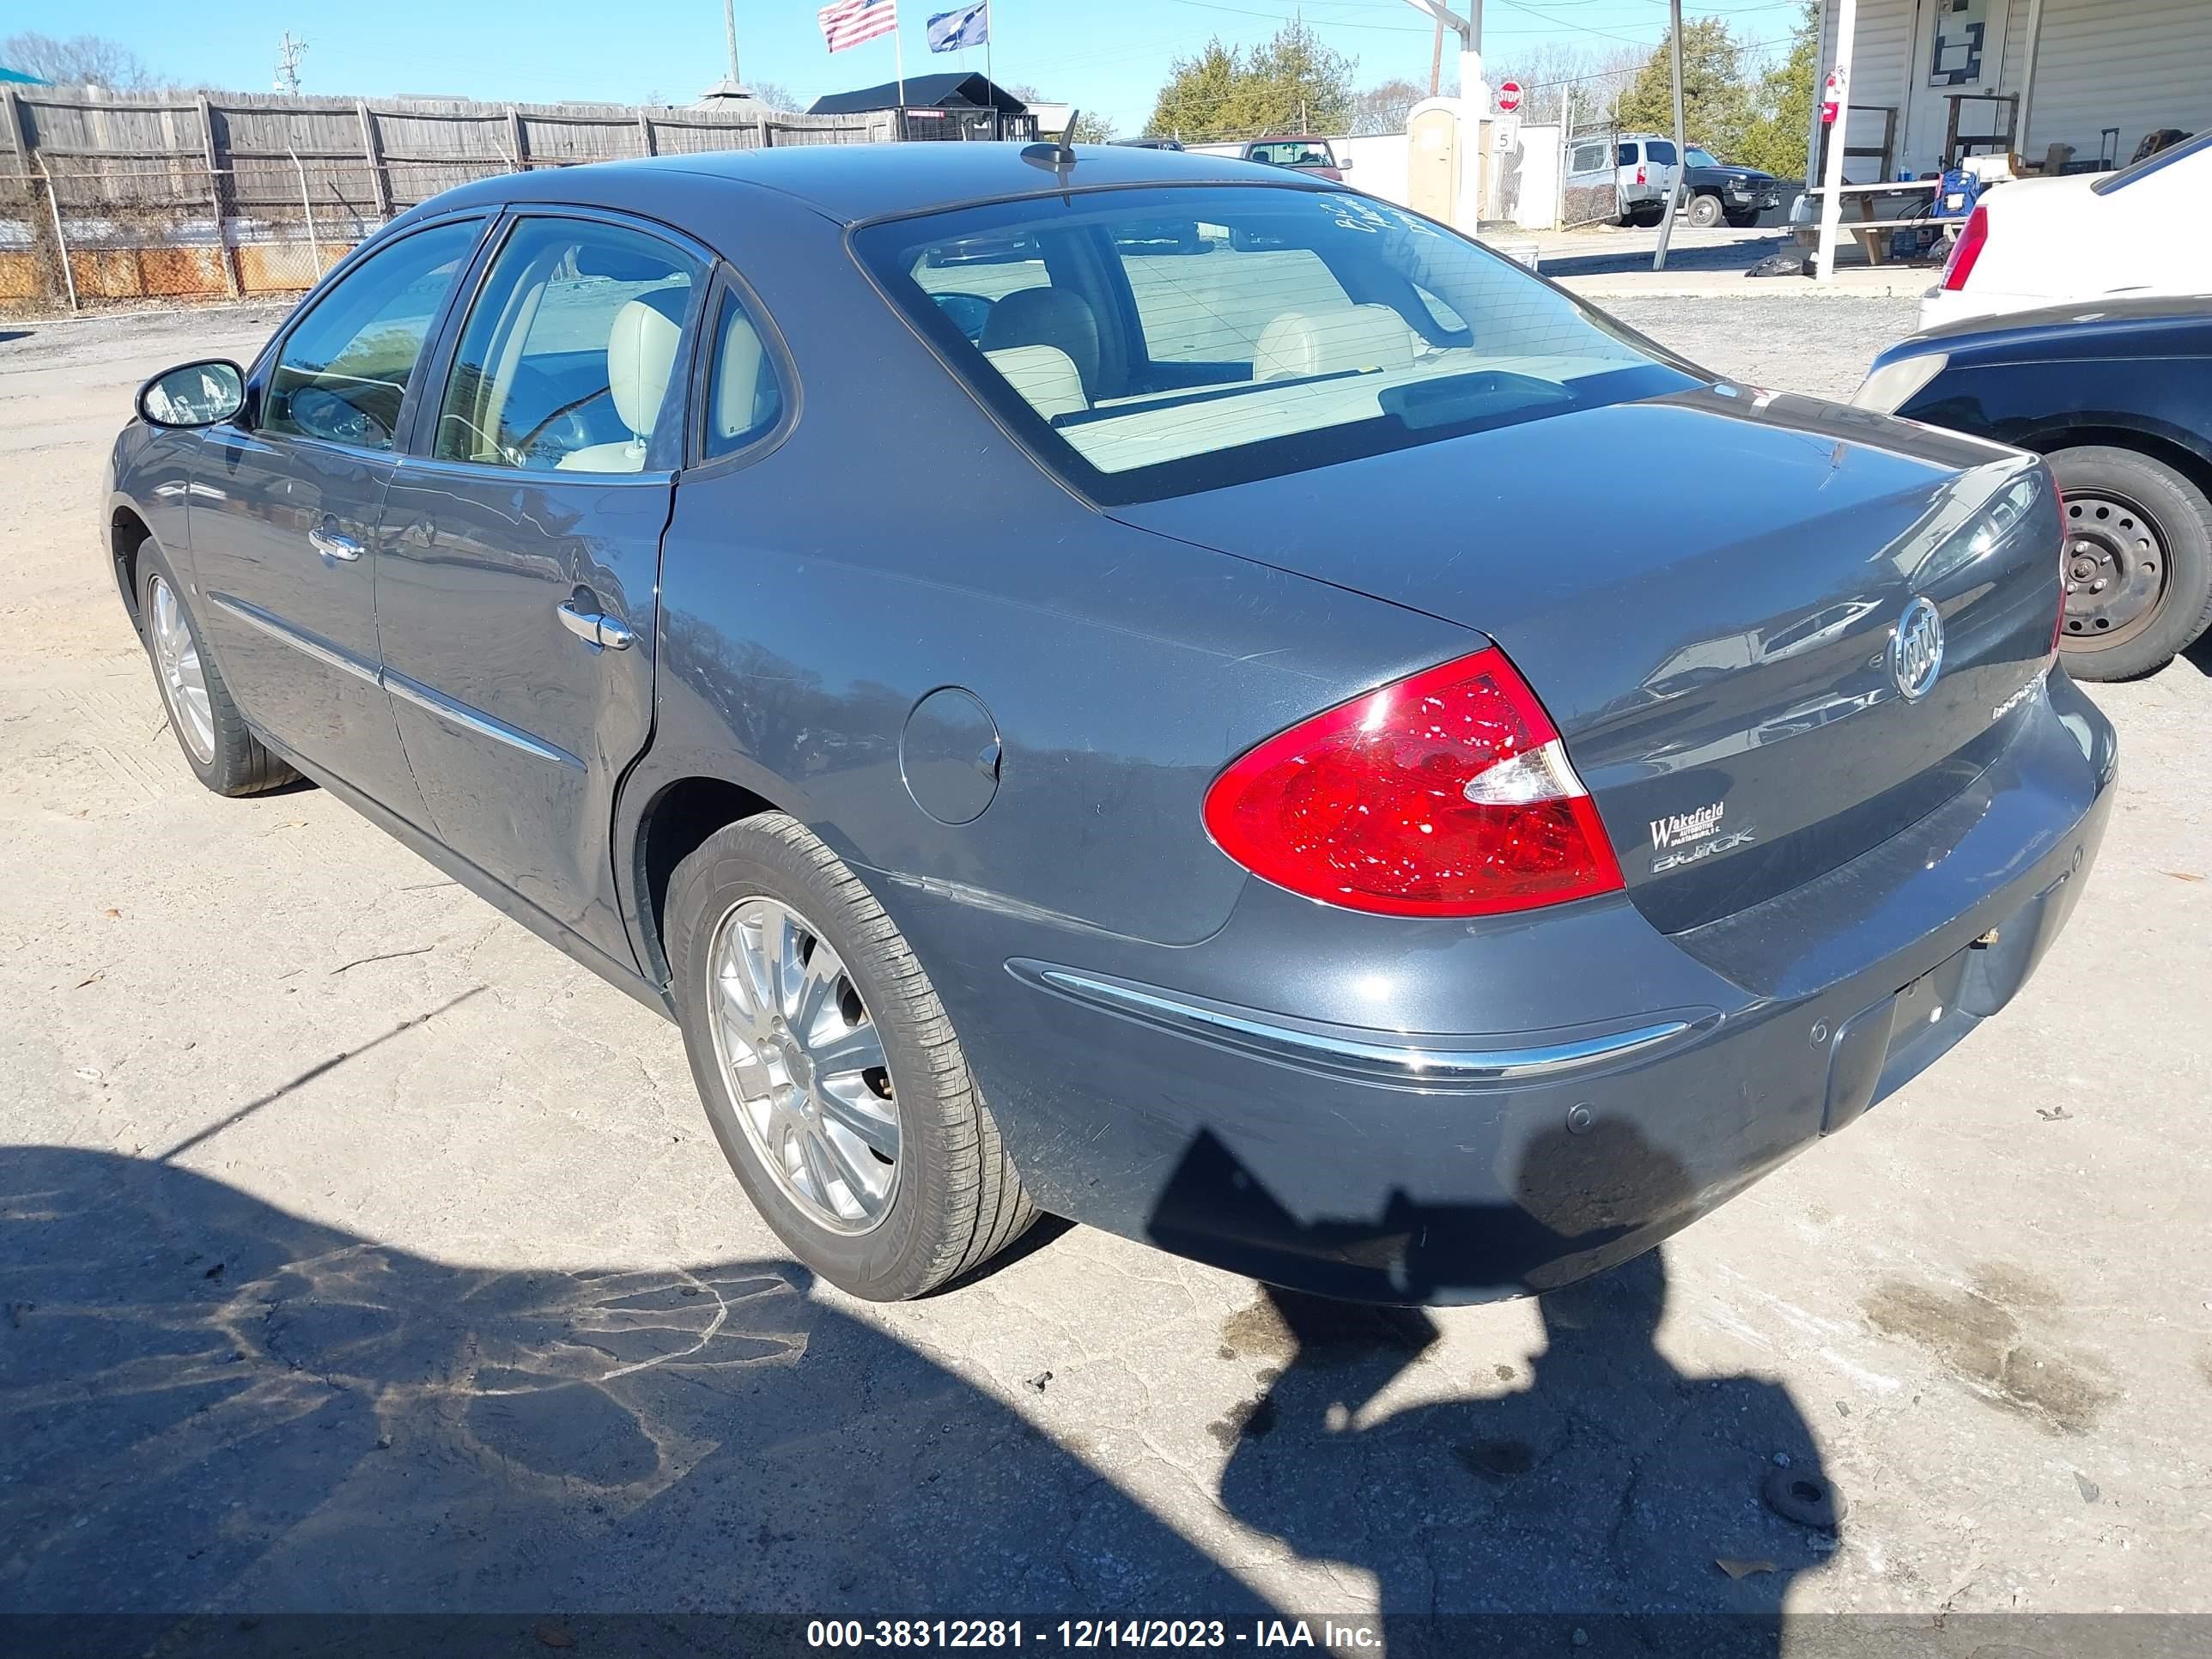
(666, 813, 1036, 1300)
(2048, 446, 2212, 680)
(1686, 193, 1724, 228)
(136, 539, 296, 796)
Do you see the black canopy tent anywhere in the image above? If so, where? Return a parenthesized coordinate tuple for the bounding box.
(808, 72, 1035, 143)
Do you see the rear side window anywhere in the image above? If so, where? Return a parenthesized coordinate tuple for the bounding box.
(433, 216, 699, 474)
(857, 185, 1689, 504)
(704, 288, 784, 458)
(262, 218, 481, 452)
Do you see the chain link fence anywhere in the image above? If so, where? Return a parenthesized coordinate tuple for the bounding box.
(1559, 120, 1621, 232)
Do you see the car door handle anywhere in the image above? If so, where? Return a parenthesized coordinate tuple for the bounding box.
(307, 524, 362, 563)
(556, 599, 633, 651)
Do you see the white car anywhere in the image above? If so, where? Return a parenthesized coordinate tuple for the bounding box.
(1921, 131, 2212, 329)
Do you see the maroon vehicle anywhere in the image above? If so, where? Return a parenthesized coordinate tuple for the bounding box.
(1239, 136, 1346, 182)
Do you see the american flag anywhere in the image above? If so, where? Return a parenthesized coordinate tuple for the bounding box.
(818, 0, 899, 52)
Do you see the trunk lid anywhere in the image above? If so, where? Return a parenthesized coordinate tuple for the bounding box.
(1115, 387, 2061, 933)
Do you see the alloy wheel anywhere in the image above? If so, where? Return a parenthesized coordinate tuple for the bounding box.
(149, 574, 216, 765)
(706, 896, 900, 1234)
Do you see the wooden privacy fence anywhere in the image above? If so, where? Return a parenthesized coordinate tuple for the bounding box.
(0, 88, 892, 315)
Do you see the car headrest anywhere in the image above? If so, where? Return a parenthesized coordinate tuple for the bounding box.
(981, 287, 1101, 399)
(1254, 304, 1418, 381)
(606, 287, 689, 440)
(716, 308, 771, 441)
(984, 344, 1089, 422)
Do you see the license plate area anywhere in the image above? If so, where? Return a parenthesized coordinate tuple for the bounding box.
(1820, 948, 1974, 1136)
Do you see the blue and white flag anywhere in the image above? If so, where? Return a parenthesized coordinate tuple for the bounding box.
(926, 0, 989, 53)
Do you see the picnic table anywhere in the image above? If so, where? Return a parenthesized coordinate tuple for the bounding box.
(1791, 179, 1958, 266)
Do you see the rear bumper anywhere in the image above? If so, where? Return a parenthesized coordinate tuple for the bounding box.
(884, 673, 2116, 1303)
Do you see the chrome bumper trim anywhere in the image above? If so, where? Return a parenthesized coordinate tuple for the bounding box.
(1015, 962, 1698, 1088)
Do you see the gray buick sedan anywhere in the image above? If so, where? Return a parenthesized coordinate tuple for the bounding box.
(107, 144, 2114, 1302)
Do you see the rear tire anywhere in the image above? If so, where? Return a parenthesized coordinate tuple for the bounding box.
(665, 812, 1036, 1300)
(2047, 446, 2212, 681)
(136, 539, 296, 796)
(1686, 193, 1723, 228)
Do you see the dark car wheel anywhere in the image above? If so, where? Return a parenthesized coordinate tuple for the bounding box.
(2048, 446, 2212, 680)
(1686, 193, 1724, 228)
(136, 538, 296, 796)
(665, 812, 1036, 1300)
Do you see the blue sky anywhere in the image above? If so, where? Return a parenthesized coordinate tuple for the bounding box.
(23, 1, 1810, 134)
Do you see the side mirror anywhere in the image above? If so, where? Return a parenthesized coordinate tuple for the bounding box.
(1336, 155, 1354, 170)
(137, 360, 245, 429)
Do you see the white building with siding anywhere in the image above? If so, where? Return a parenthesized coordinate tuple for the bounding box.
(1817, 0, 2212, 180)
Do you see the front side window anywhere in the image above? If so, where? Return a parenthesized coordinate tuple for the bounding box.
(1569, 142, 1608, 174)
(859, 185, 1691, 504)
(262, 217, 482, 452)
(1686, 146, 1722, 167)
(434, 217, 699, 473)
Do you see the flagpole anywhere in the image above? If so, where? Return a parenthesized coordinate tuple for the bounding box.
(985, 3, 995, 137)
(895, 14, 905, 115)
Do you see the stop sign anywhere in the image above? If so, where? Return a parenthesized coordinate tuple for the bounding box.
(1496, 80, 1523, 113)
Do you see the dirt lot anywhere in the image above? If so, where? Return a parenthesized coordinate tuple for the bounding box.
(3, 298, 2209, 1636)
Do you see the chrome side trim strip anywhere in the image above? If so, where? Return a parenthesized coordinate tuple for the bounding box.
(208, 592, 379, 685)
(383, 670, 584, 770)
(1022, 963, 1696, 1087)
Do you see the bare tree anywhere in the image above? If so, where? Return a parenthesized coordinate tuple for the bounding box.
(748, 79, 805, 112)
(1350, 76, 1424, 137)
(1485, 40, 1644, 127)
(2, 31, 155, 89)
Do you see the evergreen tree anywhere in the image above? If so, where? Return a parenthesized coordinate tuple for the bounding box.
(1614, 15, 1753, 160)
(1737, 2, 1819, 178)
(1146, 21, 1357, 142)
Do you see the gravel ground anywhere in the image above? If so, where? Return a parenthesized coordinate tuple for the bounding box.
(1604, 296, 1923, 403)
(3, 299, 2209, 1638)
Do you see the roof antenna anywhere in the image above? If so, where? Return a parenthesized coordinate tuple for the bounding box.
(1021, 108, 1079, 174)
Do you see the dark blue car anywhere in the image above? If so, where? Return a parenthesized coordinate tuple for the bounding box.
(108, 145, 2114, 1302)
(1856, 295, 2212, 681)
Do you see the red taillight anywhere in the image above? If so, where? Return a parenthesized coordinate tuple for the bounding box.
(1942, 204, 1988, 291)
(1201, 647, 1625, 918)
(1635, 164, 1647, 185)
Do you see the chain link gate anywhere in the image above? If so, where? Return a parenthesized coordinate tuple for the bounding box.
(1559, 120, 1620, 231)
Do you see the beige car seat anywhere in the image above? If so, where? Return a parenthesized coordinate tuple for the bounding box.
(556, 288, 688, 472)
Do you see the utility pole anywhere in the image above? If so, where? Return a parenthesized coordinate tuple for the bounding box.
(1399, 0, 1485, 235)
(274, 32, 307, 95)
(1429, 15, 1444, 98)
(1650, 0, 1686, 270)
(723, 0, 742, 88)
(1814, 0, 1859, 282)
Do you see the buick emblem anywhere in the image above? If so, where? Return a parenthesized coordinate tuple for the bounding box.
(1890, 596, 1944, 701)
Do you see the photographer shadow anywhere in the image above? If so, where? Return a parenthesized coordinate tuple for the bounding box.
(0, 1144, 1261, 1624)
(1153, 1122, 1841, 1649)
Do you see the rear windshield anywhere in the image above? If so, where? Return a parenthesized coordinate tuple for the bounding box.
(2092, 129, 2211, 195)
(854, 185, 1692, 504)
